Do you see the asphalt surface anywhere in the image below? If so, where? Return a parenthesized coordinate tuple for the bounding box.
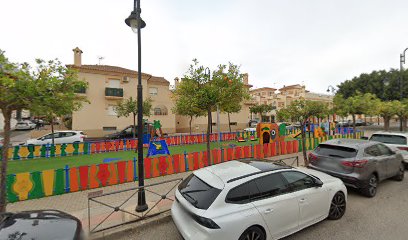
(113, 171, 408, 240)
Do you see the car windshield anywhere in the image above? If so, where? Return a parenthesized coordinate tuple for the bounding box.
(178, 174, 222, 210)
(315, 144, 358, 158)
(370, 134, 407, 145)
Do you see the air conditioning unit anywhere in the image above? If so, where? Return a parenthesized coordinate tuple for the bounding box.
(123, 76, 130, 82)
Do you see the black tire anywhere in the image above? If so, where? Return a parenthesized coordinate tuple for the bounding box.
(238, 226, 265, 240)
(361, 174, 378, 198)
(393, 163, 405, 181)
(328, 192, 346, 220)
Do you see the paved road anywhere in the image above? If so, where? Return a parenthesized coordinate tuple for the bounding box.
(115, 172, 408, 240)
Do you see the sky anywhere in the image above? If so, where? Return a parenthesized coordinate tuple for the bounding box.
(1, 0, 408, 93)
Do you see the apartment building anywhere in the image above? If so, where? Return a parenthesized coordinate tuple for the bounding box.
(68, 48, 176, 137)
(250, 84, 333, 122)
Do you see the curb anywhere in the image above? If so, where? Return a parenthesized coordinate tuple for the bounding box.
(90, 211, 173, 240)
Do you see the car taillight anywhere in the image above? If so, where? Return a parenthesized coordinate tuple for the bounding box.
(308, 153, 318, 161)
(341, 160, 368, 168)
(398, 147, 408, 151)
(191, 214, 220, 229)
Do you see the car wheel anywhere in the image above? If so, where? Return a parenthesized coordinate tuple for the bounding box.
(393, 163, 405, 181)
(328, 192, 346, 220)
(361, 174, 378, 198)
(238, 226, 265, 240)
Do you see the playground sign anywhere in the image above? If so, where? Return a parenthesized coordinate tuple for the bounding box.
(147, 140, 170, 157)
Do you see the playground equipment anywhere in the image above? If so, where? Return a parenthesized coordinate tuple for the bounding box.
(256, 123, 285, 145)
(147, 120, 171, 157)
(237, 130, 258, 142)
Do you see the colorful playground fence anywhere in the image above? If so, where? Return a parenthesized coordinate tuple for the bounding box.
(4, 132, 241, 161)
(6, 132, 364, 203)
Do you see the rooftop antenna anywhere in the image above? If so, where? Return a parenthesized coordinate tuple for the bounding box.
(97, 56, 105, 65)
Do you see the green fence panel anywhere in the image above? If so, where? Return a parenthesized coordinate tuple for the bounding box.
(83, 142, 89, 155)
(73, 142, 79, 155)
(30, 172, 44, 199)
(27, 145, 35, 159)
(6, 175, 18, 203)
(50, 145, 56, 157)
(54, 169, 65, 195)
(12, 146, 20, 160)
(40, 145, 47, 158)
(61, 144, 67, 156)
(298, 139, 302, 152)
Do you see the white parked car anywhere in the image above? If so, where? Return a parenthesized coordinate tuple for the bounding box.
(244, 127, 256, 132)
(15, 121, 36, 130)
(25, 131, 87, 145)
(172, 160, 347, 240)
(369, 131, 408, 167)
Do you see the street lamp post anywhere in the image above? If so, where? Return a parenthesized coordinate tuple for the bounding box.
(125, 0, 148, 212)
(399, 48, 408, 132)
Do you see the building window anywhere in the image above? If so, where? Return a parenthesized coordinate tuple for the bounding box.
(149, 87, 158, 96)
(154, 105, 168, 115)
(109, 79, 121, 88)
(262, 92, 266, 96)
(108, 105, 117, 116)
(229, 122, 237, 126)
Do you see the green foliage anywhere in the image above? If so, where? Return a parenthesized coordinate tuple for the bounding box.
(278, 100, 327, 124)
(334, 92, 378, 118)
(30, 59, 88, 123)
(250, 104, 275, 117)
(172, 77, 206, 119)
(336, 68, 408, 101)
(115, 97, 152, 118)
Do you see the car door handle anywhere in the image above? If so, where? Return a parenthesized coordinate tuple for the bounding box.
(299, 198, 306, 203)
(264, 209, 274, 214)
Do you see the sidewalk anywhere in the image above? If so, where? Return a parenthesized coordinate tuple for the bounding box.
(6, 153, 303, 239)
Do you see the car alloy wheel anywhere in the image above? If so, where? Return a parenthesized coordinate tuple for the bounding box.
(362, 174, 377, 197)
(239, 226, 265, 240)
(328, 192, 346, 220)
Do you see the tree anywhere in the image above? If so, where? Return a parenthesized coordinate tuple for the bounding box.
(277, 100, 326, 166)
(115, 97, 153, 139)
(0, 51, 36, 212)
(249, 104, 275, 122)
(181, 59, 246, 162)
(334, 93, 377, 136)
(171, 79, 205, 134)
(376, 101, 398, 131)
(31, 59, 88, 145)
(216, 63, 249, 132)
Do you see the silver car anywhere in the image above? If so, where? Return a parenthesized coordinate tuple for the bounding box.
(308, 139, 405, 197)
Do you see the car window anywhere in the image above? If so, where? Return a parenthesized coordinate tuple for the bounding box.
(252, 173, 289, 200)
(370, 134, 407, 145)
(178, 174, 222, 210)
(364, 145, 382, 156)
(281, 171, 315, 192)
(314, 144, 358, 158)
(226, 182, 250, 204)
(60, 132, 76, 138)
(377, 144, 394, 156)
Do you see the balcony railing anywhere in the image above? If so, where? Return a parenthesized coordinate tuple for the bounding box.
(105, 87, 123, 97)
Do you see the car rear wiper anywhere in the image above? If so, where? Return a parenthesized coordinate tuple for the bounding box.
(181, 192, 198, 207)
(328, 154, 345, 158)
(181, 189, 208, 194)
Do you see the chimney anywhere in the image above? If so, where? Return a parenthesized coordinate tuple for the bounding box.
(174, 77, 180, 87)
(73, 47, 83, 66)
(243, 73, 249, 85)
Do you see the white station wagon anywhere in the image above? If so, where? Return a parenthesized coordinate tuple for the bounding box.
(172, 160, 347, 240)
(25, 131, 86, 145)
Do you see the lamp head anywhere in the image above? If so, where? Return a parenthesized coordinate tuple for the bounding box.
(125, 10, 146, 33)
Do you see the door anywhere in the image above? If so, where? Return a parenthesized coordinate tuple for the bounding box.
(280, 171, 329, 229)
(251, 173, 299, 239)
(365, 145, 388, 181)
(377, 144, 400, 178)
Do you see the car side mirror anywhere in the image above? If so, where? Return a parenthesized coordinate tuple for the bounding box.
(314, 178, 323, 187)
(360, 136, 368, 140)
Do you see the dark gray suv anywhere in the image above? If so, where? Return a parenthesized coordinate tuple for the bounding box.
(308, 139, 405, 197)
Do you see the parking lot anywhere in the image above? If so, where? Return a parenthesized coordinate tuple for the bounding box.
(115, 172, 408, 240)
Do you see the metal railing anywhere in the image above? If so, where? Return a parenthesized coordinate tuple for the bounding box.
(105, 87, 124, 97)
(87, 177, 183, 234)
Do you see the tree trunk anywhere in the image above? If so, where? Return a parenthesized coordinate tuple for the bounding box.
(189, 116, 193, 135)
(209, 111, 213, 134)
(384, 116, 390, 131)
(404, 117, 408, 132)
(352, 114, 356, 139)
(300, 122, 308, 167)
(228, 112, 231, 132)
(206, 108, 211, 163)
(51, 119, 55, 145)
(0, 109, 12, 213)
